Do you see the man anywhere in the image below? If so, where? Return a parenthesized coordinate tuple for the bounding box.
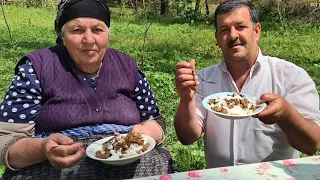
(175, 0, 320, 168)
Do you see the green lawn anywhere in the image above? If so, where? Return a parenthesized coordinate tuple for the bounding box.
(0, 5, 319, 177)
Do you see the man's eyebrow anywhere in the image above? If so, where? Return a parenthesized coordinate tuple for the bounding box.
(218, 21, 246, 29)
(218, 25, 228, 29)
(235, 21, 245, 25)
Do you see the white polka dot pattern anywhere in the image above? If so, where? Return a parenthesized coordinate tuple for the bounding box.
(0, 60, 42, 124)
(20, 114, 26, 119)
(131, 68, 160, 120)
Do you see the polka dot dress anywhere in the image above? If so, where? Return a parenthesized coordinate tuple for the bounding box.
(0, 60, 160, 126)
(0, 60, 41, 124)
(131, 68, 160, 120)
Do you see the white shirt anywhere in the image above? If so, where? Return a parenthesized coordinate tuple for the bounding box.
(196, 50, 320, 168)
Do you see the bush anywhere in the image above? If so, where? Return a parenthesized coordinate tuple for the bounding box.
(252, 0, 320, 21)
(14, 0, 56, 8)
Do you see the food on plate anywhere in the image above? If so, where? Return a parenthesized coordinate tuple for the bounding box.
(95, 132, 150, 160)
(207, 92, 260, 115)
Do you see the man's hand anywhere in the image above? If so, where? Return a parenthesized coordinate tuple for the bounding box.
(175, 59, 200, 102)
(174, 59, 202, 145)
(255, 93, 292, 124)
(255, 93, 320, 155)
(42, 133, 85, 168)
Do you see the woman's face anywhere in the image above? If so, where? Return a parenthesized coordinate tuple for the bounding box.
(62, 18, 109, 72)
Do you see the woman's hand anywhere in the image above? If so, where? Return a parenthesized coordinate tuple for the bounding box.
(132, 124, 152, 136)
(42, 134, 85, 168)
(132, 122, 163, 144)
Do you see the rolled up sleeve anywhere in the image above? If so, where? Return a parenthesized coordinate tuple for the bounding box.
(0, 122, 35, 170)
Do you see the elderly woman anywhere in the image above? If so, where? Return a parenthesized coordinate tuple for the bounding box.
(0, 0, 172, 179)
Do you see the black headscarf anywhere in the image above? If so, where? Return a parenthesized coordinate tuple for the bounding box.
(55, 0, 110, 44)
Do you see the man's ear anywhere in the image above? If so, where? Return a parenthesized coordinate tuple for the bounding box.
(254, 23, 262, 42)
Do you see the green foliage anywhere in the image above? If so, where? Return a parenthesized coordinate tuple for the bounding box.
(251, 0, 320, 21)
(169, 0, 203, 24)
(13, 0, 57, 9)
(0, 5, 320, 177)
(0, 166, 3, 180)
(170, 139, 206, 171)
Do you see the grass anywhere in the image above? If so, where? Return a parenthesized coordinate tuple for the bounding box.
(0, 5, 320, 177)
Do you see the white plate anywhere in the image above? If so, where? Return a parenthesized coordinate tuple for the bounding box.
(86, 134, 156, 166)
(202, 92, 267, 119)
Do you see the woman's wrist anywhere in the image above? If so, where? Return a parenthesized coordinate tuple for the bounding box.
(132, 120, 165, 145)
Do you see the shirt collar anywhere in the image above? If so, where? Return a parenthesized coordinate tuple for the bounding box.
(206, 49, 263, 83)
(249, 49, 263, 79)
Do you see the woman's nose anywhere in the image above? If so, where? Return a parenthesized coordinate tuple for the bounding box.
(83, 30, 95, 44)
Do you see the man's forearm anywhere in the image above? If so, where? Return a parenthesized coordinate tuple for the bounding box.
(8, 138, 47, 169)
(278, 108, 320, 155)
(174, 98, 202, 145)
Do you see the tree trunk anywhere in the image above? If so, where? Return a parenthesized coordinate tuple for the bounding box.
(194, 0, 201, 19)
(131, 0, 138, 14)
(205, 0, 209, 15)
(160, 0, 169, 15)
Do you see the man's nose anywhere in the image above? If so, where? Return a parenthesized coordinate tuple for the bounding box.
(229, 27, 239, 40)
(83, 30, 95, 44)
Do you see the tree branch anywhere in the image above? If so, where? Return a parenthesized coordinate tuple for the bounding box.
(1, 0, 13, 40)
(141, 0, 152, 70)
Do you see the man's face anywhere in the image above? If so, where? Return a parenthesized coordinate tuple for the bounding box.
(215, 6, 261, 64)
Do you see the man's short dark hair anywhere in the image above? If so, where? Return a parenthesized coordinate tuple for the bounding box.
(214, 0, 259, 31)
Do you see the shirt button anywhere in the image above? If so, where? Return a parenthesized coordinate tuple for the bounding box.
(89, 79, 96, 85)
(95, 107, 102, 112)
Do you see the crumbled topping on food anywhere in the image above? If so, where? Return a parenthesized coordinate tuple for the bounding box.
(208, 93, 260, 115)
(95, 132, 150, 159)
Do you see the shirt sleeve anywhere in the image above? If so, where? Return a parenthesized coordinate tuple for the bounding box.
(0, 60, 42, 124)
(284, 68, 320, 123)
(0, 122, 34, 170)
(131, 68, 161, 121)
